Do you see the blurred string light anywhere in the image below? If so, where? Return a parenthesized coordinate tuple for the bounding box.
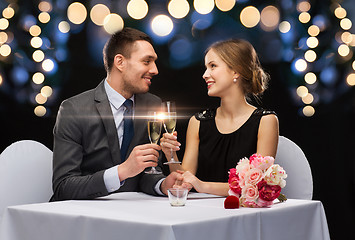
(38, 1, 52, 12)
(32, 72, 45, 85)
(103, 14, 124, 34)
(32, 50, 45, 62)
(2, 7, 15, 19)
(340, 18, 352, 30)
(127, 0, 148, 20)
(260, 6, 280, 31)
(194, 0, 214, 15)
(305, 72, 317, 84)
(279, 21, 291, 33)
(240, 6, 260, 28)
(303, 105, 315, 117)
(90, 4, 110, 25)
(38, 12, 50, 24)
(0, 18, 9, 30)
(0, 44, 11, 56)
(347, 73, 355, 86)
(34, 105, 46, 117)
(29, 25, 41, 36)
(168, 0, 190, 19)
(304, 50, 316, 62)
(334, 6, 346, 19)
(58, 21, 70, 33)
(215, 0, 236, 12)
(151, 15, 174, 37)
(67, 2, 87, 25)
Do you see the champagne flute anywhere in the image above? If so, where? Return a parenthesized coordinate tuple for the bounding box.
(162, 101, 181, 164)
(145, 111, 163, 174)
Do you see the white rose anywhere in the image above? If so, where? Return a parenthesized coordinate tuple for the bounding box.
(264, 164, 287, 187)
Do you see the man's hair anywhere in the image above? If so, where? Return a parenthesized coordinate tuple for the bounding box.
(103, 27, 153, 72)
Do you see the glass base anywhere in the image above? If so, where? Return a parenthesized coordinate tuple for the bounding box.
(164, 161, 181, 165)
(145, 168, 162, 174)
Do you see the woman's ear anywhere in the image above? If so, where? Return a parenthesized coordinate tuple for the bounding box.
(233, 72, 240, 79)
(113, 54, 125, 72)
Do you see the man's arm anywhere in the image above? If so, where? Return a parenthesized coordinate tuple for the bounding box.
(51, 100, 109, 201)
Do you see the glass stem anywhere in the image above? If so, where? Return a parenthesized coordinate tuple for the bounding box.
(170, 148, 174, 161)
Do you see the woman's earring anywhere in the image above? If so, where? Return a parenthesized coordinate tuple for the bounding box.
(233, 78, 237, 83)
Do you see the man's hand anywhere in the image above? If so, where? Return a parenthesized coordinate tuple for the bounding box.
(117, 144, 161, 181)
(160, 171, 184, 195)
(176, 170, 202, 192)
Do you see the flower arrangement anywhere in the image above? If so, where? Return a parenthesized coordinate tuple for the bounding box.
(226, 153, 287, 208)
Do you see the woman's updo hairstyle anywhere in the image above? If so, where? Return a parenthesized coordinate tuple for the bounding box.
(206, 39, 269, 98)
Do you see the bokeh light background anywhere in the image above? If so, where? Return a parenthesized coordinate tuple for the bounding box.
(0, 1, 354, 239)
(0, 0, 354, 117)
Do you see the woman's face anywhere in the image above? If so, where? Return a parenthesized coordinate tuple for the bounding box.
(203, 49, 237, 97)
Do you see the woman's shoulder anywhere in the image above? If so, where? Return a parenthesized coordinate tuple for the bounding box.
(194, 108, 216, 121)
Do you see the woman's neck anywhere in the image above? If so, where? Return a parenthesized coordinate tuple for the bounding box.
(218, 94, 255, 119)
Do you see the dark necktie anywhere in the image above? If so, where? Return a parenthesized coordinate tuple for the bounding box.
(121, 99, 134, 161)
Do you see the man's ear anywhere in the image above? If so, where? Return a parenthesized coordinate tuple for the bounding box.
(113, 54, 125, 72)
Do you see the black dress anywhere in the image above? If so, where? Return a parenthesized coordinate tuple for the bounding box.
(195, 108, 276, 183)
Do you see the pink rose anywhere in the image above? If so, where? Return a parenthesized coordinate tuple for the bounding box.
(236, 157, 250, 176)
(228, 168, 241, 196)
(250, 154, 275, 171)
(242, 184, 259, 201)
(244, 168, 263, 185)
(257, 198, 274, 207)
(257, 180, 281, 201)
(240, 197, 258, 208)
(249, 153, 263, 165)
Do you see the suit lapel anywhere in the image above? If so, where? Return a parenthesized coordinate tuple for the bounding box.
(94, 80, 122, 165)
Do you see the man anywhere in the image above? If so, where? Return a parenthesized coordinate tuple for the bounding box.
(51, 28, 180, 201)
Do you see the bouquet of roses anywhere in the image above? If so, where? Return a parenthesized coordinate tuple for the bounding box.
(227, 153, 287, 208)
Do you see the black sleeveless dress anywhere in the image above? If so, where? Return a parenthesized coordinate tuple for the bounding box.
(195, 108, 276, 183)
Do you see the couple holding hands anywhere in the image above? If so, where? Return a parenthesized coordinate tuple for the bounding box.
(50, 27, 278, 201)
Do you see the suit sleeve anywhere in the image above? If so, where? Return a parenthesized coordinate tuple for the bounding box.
(51, 100, 109, 201)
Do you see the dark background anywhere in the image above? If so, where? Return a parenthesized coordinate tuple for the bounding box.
(1, 1, 355, 239)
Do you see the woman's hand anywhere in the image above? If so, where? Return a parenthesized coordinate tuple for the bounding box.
(159, 131, 181, 157)
(177, 170, 204, 193)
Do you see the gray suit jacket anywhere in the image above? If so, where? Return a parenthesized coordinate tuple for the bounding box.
(51, 80, 165, 201)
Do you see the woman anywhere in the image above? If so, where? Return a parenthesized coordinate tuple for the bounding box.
(160, 39, 279, 196)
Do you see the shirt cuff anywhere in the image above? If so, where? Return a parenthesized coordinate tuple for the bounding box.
(155, 178, 166, 196)
(103, 165, 124, 193)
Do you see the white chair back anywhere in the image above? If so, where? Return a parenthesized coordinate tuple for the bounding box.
(0, 140, 53, 219)
(275, 136, 313, 199)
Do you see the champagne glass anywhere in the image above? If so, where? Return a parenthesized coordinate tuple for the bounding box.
(145, 111, 163, 174)
(162, 101, 181, 164)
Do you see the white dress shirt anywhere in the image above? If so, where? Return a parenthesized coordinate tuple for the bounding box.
(103, 79, 164, 195)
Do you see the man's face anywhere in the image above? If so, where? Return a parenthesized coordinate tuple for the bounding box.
(121, 40, 158, 97)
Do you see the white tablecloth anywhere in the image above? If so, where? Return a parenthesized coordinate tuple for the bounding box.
(0, 192, 330, 240)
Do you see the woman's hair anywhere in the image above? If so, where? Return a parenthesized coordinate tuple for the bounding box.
(206, 39, 269, 97)
(103, 27, 153, 73)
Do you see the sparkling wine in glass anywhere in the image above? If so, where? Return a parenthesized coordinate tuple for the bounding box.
(162, 101, 181, 164)
(145, 111, 163, 174)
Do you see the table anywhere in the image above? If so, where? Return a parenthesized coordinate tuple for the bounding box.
(0, 192, 330, 240)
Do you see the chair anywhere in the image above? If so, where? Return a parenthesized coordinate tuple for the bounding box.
(0, 140, 53, 220)
(275, 136, 313, 200)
